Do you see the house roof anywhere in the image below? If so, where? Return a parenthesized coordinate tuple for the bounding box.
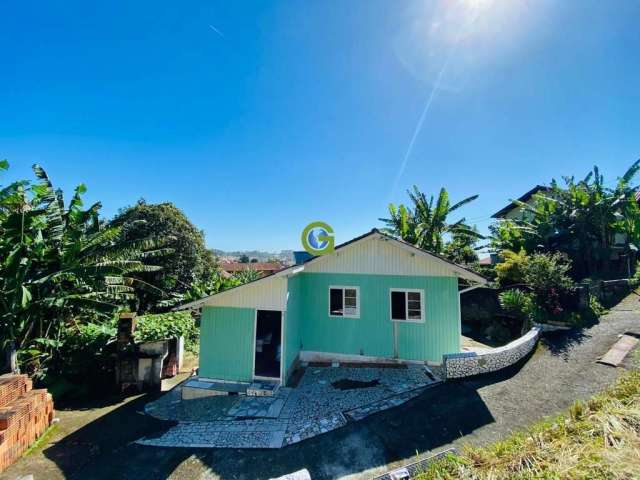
(491, 185, 551, 219)
(175, 229, 487, 311)
(478, 256, 493, 265)
(221, 262, 282, 273)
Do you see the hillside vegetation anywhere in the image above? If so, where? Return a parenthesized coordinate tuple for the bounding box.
(418, 366, 640, 479)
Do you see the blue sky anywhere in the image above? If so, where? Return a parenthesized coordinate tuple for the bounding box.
(2, 1, 639, 251)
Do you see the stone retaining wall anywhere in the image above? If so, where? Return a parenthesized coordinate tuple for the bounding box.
(443, 327, 540, 379)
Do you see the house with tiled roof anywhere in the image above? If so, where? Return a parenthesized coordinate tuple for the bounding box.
(221, 262, 284, 278)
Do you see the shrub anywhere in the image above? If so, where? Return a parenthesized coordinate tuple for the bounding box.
(523, 252, 573, 294)
(524, 252, 573, 316)
(499, 289, 533, 318)
(495, 249, 529, 286)
(134, 311, 198, 352)
(41, 319, 118, 401)
(496, 250, 574, 321)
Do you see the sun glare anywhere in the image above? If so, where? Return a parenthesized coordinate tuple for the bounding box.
(394, 0, 536, 90)
(463, 0, 495, 11)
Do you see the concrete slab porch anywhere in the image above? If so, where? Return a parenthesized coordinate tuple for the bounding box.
(138, 364, 441, 449)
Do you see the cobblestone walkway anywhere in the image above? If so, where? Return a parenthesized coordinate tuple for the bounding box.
(137, 364, 440, 448)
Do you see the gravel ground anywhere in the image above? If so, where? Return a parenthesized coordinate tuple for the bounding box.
(2, 293, 639, 480)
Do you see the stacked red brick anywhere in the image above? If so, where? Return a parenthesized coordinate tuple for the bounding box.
(0, 374, 54, 472)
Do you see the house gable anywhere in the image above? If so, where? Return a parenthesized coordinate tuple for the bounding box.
(304, 232, 485, 282)
(199, 275, 288, 311)
(176, 230, 485, 312)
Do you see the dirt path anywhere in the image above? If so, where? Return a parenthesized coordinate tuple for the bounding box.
(2, 295, 639, 480)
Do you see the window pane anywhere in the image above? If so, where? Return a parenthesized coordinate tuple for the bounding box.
(391, 291, 406, 320)
(345, 297, 357, 308)
(345, 289, 357, 299)
(344, 307, 358, 315)
(408, 292, 421, 302)
(408, 309, 421, 320)
(330, 288, 343, 316)
(408, 300, 421, 310)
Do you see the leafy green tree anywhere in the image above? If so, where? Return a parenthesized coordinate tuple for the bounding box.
(380, 185, 483, 256)
(492, 161, 640, 279)
(0, 163, 166, 375)
(238, 254, 250, 263)
(495, 249, 530, 286)
(170, 267, 261, 308)
(232, 268, 261, 284)
(181, 270, 238, 303)
(443, 228, 480, 265)
(110, 201, 217, 311)
(489, 219, 530, 253)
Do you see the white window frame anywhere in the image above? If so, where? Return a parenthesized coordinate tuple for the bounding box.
(389, 288, 425, 323)
(328, 285, 360, 318)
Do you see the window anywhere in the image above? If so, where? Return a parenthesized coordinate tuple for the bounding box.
(390, 289, 424, 322)
(329, 286, 360, 317)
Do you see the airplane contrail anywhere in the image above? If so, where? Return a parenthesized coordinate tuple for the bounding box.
(209, 24, 224, 38)
(389, 50, 453, 199)
(389, 3, 487, 201)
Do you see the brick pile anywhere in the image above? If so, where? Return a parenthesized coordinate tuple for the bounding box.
(0, 374, 55, 472)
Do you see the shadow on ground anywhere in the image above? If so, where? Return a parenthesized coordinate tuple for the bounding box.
(36, 360, 537, 480)
(41, 393, 183, 479)
(541, 328, 594, 360)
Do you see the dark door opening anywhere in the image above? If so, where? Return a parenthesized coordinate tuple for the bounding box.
(254, 310, 282, 379)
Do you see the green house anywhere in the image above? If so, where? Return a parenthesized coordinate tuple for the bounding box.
(180, 229, 486, 385)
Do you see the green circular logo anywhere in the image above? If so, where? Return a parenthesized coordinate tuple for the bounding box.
(301, 222, 335, 255)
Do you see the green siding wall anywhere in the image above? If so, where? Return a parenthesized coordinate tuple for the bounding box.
(298, 273, 459, 362)
(284, 274, 303, 378)
(199, 306, 255, 381)
(198, 272, 461, 383)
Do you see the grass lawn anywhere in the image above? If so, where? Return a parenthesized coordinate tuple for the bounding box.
(418, 363, 640, 479)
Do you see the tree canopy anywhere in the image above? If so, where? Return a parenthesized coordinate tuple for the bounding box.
(0, 163, 168, 375)
(380, 185, 482, 263)
(110, 201, 217, 311)
(490, 161, 640, 279)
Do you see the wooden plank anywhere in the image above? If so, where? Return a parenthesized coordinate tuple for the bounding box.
(598, 335, 639, 367)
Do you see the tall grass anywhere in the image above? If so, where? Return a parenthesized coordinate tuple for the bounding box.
(418, 369, 640, 479)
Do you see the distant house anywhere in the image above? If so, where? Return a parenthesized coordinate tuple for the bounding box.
(491, 185, 551, 220)
(478, 255, 495, 266)
(178, 229, 486, 386)
(221, 262, 283, 278)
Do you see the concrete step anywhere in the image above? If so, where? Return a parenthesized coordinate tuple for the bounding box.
(181, 378, 248, 400)
(247, 380, 280, 397)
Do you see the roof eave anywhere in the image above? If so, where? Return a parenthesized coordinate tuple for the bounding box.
(173, 264, 304, 311)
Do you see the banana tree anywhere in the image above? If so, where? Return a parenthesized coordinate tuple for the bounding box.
(380, 185, 483, 256)
(0, 162, 171, 375)
(500, 160, 640, 278)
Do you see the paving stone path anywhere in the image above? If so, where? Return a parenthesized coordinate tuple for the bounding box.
(137, 364, 439, 448)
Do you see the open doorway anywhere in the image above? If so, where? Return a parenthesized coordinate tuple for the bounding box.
(254, 310, 282, 379)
